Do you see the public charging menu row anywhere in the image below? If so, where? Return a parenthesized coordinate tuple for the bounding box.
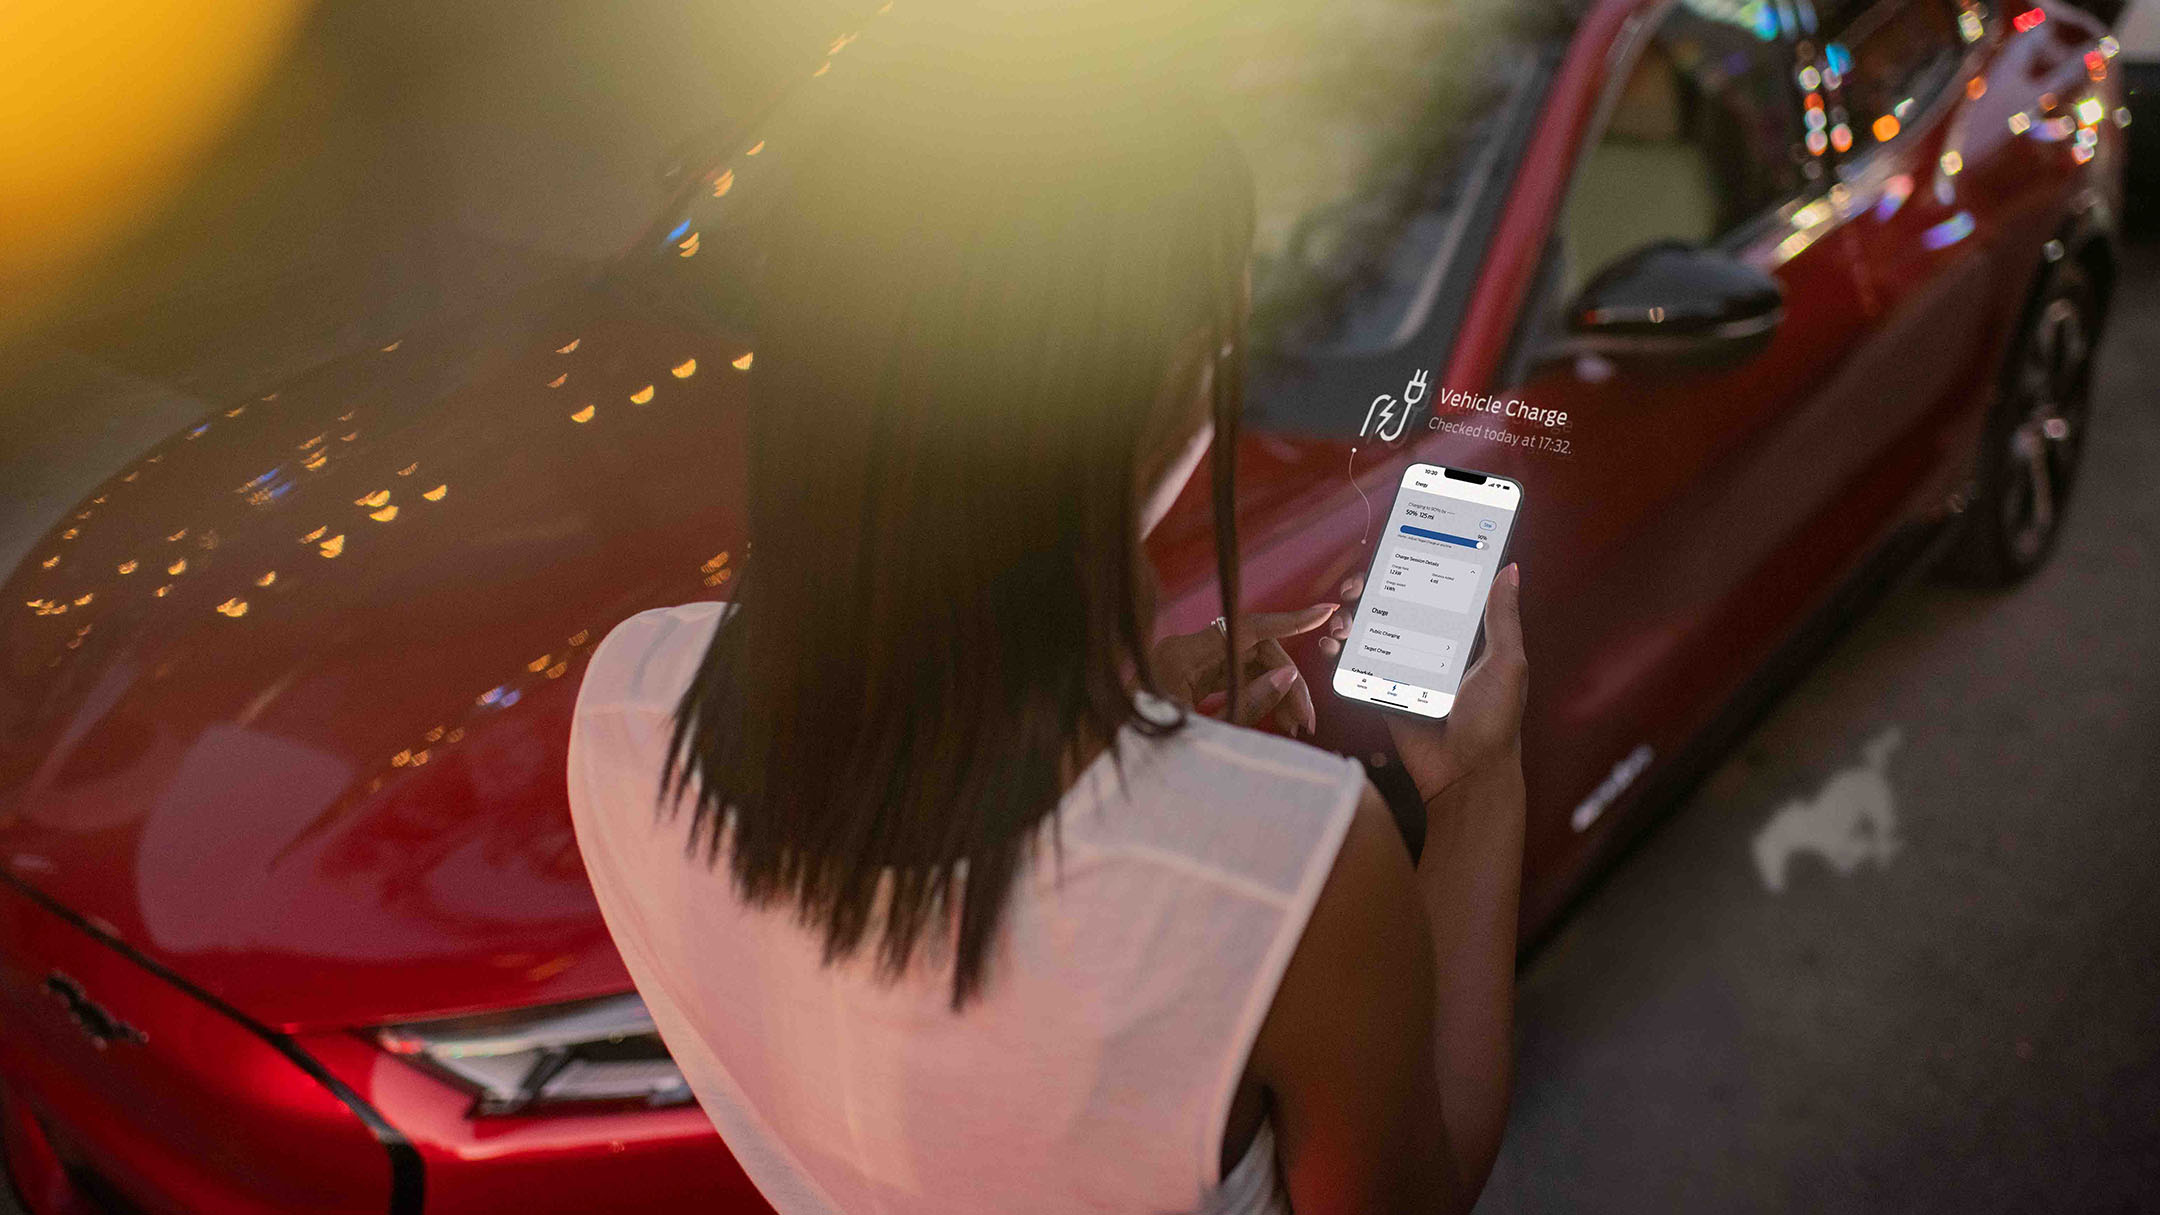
(1341, 487, 1509, 697)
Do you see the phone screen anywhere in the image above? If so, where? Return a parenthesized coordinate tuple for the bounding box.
(1331, 465, 1521, 718)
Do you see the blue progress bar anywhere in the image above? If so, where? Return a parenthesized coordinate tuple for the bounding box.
(1399, 524, 1481, 548)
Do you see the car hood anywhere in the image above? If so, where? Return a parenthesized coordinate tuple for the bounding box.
(0, 284, 753, 1032)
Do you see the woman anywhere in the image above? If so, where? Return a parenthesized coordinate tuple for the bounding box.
(567, 14, 1527, 1214)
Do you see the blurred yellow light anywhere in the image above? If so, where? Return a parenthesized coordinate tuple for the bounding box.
(73, 593, 92, 606)
(423, 484, 448, 501)
(0, 1, 307, 342)
(39, 555, 58, 569)
(1872, 115, 1900, 143)
(2075, 97, 2104, 126)
(356, 489, 390, 508)
(556, 339, 581, 354)
(672, 358, 698, 379)
(732, 352, 754, 370)
(60, 528, 79, 540)
(300, 525, 327, 542)
(166, 529, 186, 542)
(678, 232, 700, 257)
(547, 373, 567, 388)
(629, 385, 655, 404)
(215, 598, 249, 618)
(319, 534, 345, 558)
(370, 505, 398, 522)
(571, 404, 597, 423)
(256, 571, 277, 586)
(226, 406, 246, 418)
(379, 340, 401, 353)
(117, 559, 137, 574)
(1968, 76, 1988, 100)
(1940, 150, 1963, 175)
(154, 585, 171, 598)
(529, 655, 551, 673)
(1831, 124, 1854, 152)
(167, 559, 187, 576)
(712, 170, 735, 197)
(813, 61, 832, 77)
(2008, 112, 2031, 134)
(745, 140, 765, 156)
(398, 462, 419, 476)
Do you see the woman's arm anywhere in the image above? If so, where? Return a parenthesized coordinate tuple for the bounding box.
(1250, 567, 1528, 1214)
(1390, 564, 1529, 1184)
(1408, 757, 1526, 1187)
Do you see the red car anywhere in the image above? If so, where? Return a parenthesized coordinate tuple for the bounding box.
(0, 1, 2124, 1210)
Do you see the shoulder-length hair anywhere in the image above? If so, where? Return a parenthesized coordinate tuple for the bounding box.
(665, 16, 1254, 1008)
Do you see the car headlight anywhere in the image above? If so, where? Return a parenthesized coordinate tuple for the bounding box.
(376, 992, 694, 1116)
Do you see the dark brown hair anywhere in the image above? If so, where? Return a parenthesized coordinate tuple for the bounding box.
(665, 14, 1254, 1008)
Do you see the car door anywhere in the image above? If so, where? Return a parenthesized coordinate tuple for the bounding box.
(1828, 0, 2106, 517)
(1807, 0, 2005, 498)
(1482, 0, 1886, 892)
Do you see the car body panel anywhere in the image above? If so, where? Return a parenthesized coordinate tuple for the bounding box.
(0, 880, 391, 1213)
(0, 300, 752, 1031)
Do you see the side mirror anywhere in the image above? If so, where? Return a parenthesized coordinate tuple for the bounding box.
(1561, 240, 1784, 367)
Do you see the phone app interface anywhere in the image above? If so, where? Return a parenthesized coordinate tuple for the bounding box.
(1338, 473, 1517, 712)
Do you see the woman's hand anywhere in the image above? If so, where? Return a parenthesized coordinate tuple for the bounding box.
(1382, 565, 1528, 803)
(1153, 604, 1338, 736)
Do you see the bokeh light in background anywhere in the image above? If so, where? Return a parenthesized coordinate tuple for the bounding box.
(0, 1, 309, 342)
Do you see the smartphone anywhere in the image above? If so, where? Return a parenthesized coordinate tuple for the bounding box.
(1331, 463, 1522, 719)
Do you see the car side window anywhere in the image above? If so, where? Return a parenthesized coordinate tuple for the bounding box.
(1811, 0, 1971, 158)
(1557, 4, 1810, 300)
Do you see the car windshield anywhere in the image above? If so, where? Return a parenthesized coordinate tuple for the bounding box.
(1220, 0, 1576, 358)
(610, 0, 1578, 365)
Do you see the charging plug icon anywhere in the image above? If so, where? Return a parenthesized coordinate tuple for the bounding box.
(1404, 369, 1429, 409)
(1362, 393, 1402, 441)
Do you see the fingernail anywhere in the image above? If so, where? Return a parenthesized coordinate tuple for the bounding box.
(1507, 564, 1521, 587)
(1265, 666, 1298, 691)
(1319, 602, 1340, 613)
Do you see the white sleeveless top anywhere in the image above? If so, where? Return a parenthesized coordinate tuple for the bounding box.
(567, 602, 1364, 1214)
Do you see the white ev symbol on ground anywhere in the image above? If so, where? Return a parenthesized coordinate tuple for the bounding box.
(1751, 726, 1905, 893)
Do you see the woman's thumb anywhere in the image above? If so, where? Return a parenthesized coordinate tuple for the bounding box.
(1483, 564, 1524, 664)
